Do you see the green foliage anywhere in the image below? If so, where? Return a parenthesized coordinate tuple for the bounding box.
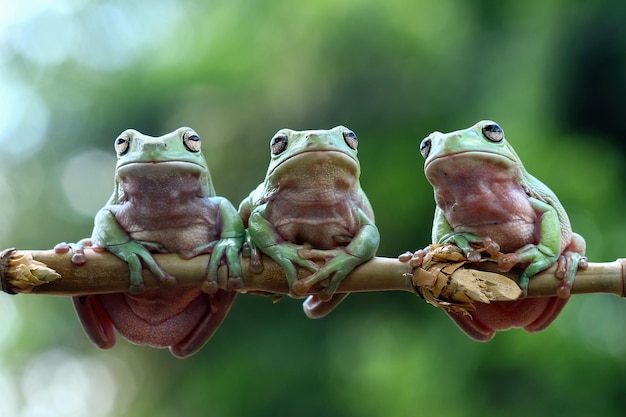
(1, 0, 626, 416)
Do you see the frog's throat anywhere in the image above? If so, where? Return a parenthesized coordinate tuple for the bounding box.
(425, 150, 516, 171)
(268, 150, 359, 178)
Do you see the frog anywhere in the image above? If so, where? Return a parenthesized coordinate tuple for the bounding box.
(239, 126, 379, 318)
(57, 127, 244, 357)
(418, 120, 587, 341)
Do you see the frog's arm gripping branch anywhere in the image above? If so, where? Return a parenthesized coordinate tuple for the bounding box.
(0, 247, 625, 301)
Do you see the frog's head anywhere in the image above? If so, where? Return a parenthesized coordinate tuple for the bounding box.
(112, 127, 215, 199)
(420, 120, 523, 180)
(265, 126, 360, 184)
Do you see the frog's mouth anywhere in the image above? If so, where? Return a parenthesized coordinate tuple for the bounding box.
(270, 150, 360, 180)
(117, 160, 208, 179)
(425, 151, 517, 173)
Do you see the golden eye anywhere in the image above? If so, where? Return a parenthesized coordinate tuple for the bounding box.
(270, 133, 288, 155)
(343, 130, 358, 150)
(183, 130, 201, 152)
(115, 133, 131, 156)
(482, 123, 504, 143)
(419, 136, 432, 159)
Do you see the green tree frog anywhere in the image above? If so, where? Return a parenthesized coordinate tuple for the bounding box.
(419, 120, 587, 341)
(239, 126, 379, 318)
(59, 127, 244, 357)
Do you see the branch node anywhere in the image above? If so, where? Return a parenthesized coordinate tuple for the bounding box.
(1, 248, 61, 294)
(400, 244, 522, 316)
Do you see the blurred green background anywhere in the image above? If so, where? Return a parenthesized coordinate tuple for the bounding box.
(2, 0, 626, 416)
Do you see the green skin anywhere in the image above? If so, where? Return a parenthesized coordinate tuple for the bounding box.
(420, 120, 586, 341)
(239, 126, 379, 318)
(58, 127, 244, 357)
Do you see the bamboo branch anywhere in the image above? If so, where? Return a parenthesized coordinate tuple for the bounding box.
(0, 248, 625, 304)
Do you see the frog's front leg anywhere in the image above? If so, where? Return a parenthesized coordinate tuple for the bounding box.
(294, 209, 379, 299)
(92, 208, 175, 294)
(180, 199, 245, 294)
(555, 232, 587, 298)
(434, 208, 500, 261)
(247, 207, 319, 297)
(498, 198, 562, 295)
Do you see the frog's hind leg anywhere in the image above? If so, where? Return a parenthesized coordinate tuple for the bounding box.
(72, 295, 116, 349)
(524, 296, 569, 333)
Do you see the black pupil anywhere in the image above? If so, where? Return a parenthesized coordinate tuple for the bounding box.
(486, 124, 501, 133)
(188, 135, 199, 141)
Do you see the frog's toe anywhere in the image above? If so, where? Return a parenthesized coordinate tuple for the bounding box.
(498, 253, 518, 272)
(54, 242, 70, 253)
(466, 249, 482, 262)
(227, 276, 243, 291)
(158, 274, 177, 287)
(317, 288, 334, 302)
(556, 283, 571, 299)
(482, 237, 501, 256)
(248, 250, 264, 273)
(178, 250, 195, 260)
(202, 279, 219, 295)
(291, 279, 310, 296)
(71, 250, 88, 265)
(129, 281, 146, 295)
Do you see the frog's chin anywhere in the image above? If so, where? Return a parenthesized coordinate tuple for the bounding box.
(97, 288, 236, 357)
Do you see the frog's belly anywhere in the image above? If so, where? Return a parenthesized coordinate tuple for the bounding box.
(129, 225, 217, 253)
(268, 200, 359, 249)
(275, 220, 356, 249)
(454, 220, 536, 253)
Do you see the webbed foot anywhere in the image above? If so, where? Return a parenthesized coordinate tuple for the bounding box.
(260, 243, 319, 298)
(439, 233, 499, 262)
(292, 248, 362, 300)
(106, 241, 176, 294)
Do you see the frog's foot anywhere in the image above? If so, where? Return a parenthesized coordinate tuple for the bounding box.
(499, 244, 559, 297)
(54, 238, 94, 265)
(260, 243, 319, 297)
(554, 252, 588, 298)
(292, 249, 359, 300)
(440, 233, 498, 262)
(201, 237, 244, 295)
(398, 248, 428, 269)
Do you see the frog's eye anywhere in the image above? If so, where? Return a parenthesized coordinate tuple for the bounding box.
(419, 137, 431, 158)
(270, 134, 288, 155)
(183, 130, 201, 152)
(115, 134, 131, 156)
(342, 130, 358, 150)
(482, 123, 504, 143)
